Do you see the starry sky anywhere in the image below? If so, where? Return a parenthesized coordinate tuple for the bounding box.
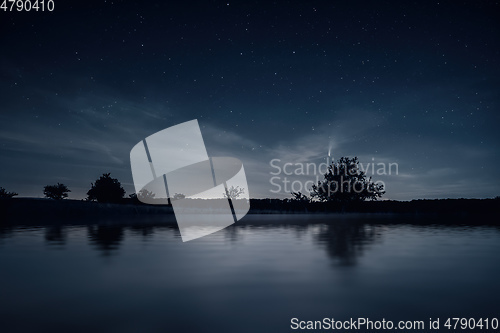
(1, 0, 499, 200)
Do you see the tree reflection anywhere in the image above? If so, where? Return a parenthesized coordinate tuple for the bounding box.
(0, 226, 14, 240)
(220, 223, 236, 242)
(314, 221, 379, 266)
(128, 225, 155, 239)
(87, 225, 124, 256)
(45, 225, 66, 246)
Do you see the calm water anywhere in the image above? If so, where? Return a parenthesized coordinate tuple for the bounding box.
(1, 215, 499, 333)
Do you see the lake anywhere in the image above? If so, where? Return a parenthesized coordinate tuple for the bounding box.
(1, 214, 499, 332)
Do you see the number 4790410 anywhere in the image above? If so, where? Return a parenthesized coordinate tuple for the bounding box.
(1, 0, 54, 12)
(444, 318, 499, 330)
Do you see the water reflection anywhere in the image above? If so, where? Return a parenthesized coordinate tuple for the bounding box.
(87, 225, 125, 256)
(0, 225, 14, 240)
(45, 225, 67, 246)
(233, 216, 381, 266)
(128, 225, 156, 239)
(314, 221, 380, 266)
(1, 216, 500, 333)
(222, 224, 241, 242)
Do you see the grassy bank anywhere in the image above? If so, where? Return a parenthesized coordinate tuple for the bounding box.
(1, 197, 498, 222)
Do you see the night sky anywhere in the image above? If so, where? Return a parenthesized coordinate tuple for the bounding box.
(1, 0, 499, 200)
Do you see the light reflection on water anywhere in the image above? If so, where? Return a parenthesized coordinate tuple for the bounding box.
(0, 215, 499, 333)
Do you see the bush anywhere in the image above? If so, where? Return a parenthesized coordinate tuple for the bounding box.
(0, 187, 18, 199)
(43, 183, 71, 200)
(86, 173, 125, 203)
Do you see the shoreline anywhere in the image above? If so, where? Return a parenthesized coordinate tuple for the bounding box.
(1, 198, 498, 226)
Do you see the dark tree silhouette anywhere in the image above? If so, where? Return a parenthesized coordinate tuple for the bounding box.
(310, 156, 384, 203)
(43, 183, 70, 200)
(290, 191, 310, 202)
(86, 173, 125, 203)
(0, 187, 18, 199)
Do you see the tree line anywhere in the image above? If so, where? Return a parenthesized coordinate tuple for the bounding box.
(1, 173, 246, 204)
(0, 173, 127, 203)
(2, 156, 498, 206)
(0, 156, 392, 204)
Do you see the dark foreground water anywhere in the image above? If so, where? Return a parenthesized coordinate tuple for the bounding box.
(1, 215, 499, 333)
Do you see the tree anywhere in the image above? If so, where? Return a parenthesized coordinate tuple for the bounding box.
(310, 156, 384, 203)
(172, 193, 185, 200)
(223, 186, 245, 200)
(0, 187, 18, 199)
(43, 183, 71, 200)
(137, 189, 155, 201)
(86, 173, 125, 203)
(290, 191, 310, 203)
(130, 189, 156, 202)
